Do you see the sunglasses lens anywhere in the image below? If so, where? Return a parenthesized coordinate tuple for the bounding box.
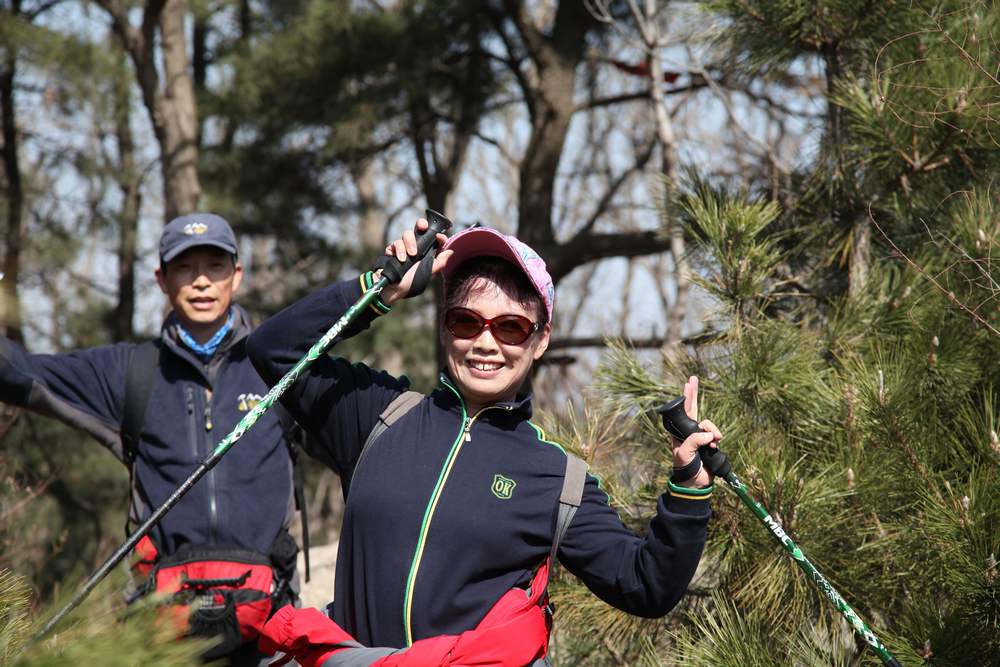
(445, 309, 536, 344)
(491, 316, 534, 345)
(445, 309, 485, 339)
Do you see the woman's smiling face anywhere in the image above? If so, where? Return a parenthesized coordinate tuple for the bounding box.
(442, 276, 550, 414)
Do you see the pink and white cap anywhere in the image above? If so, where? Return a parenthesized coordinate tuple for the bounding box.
(442, 226, 555, 324)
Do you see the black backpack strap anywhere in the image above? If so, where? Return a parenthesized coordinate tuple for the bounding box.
(122, 340, 160, 465)
(275, 404, 311, 583)
(548, 453, 588, 566)
(350, 391, 424, 491)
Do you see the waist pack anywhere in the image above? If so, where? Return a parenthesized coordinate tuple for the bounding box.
(133, 533, 298, 661)
(260, 559, 555, 667)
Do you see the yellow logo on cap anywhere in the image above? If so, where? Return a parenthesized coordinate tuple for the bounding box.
(183, 222, 209, 235)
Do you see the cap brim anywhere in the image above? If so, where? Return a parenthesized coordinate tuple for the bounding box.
(161, 239, 238, 264)
(442, 228, 524, 279)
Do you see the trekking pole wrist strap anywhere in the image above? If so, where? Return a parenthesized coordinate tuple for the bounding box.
(671, 453, 702, 483)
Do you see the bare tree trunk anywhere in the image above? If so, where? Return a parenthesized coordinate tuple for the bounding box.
(497, 1, 673, 280)
(351, 159, 385, 253)
(1, 0, 24, 344)
(505, 0, 594, 249)
(112, 53, 142, 342)
(405, 11, 488, 370)
(219, 0, 252, 153)
(849, 213, 870, 297)
(158, 0, 201, 218)
(824, 44, 867, 298)
(239, 0, 251, 37)
(632, 0, 690, 346)
(410, 9, 486, 216)
(192, 6, 209, 148)
(98, 0, 201, 223)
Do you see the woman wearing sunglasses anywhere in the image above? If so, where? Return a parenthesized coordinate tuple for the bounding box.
(247, 219, 720, 666)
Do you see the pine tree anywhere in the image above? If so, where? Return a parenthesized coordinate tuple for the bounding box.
(4, 473, 198, 663)
(0, 566, 206, 666)
(541, 1, 999, 665)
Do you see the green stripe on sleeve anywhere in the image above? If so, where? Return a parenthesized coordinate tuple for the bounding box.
(667, 479, 714, 500)
(359, 271, 392, 315)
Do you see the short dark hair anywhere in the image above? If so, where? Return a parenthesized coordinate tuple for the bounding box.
(443, 257, 548, 327)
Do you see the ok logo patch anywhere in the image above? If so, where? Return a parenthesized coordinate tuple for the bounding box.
(491, 474, 516, 500)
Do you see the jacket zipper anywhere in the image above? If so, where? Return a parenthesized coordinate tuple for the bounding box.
(401, 378, 512, 645)
(185, 384, 219, 539)
(204, 390, 213, 431)
(461, 406, 511, 442)
(204, 388, 218, 542)
(185, 385, 197, 460)
(171, 339, 226, 544)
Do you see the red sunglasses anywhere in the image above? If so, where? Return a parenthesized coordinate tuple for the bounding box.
(444, 308, 539, 345)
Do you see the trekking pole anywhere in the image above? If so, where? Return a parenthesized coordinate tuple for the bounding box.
(657, 397, 902, 667)
(28, 210, 453, 647)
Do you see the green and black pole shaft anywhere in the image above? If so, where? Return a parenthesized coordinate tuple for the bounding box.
(657, 397, 902, 667)
(29, 210, 453, 647)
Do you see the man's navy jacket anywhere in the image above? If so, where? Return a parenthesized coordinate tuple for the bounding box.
(247, 278, 713, 649)
(0, 306, 293, 556)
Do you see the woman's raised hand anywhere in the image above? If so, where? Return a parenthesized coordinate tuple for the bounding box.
(379, 218, 453, 304)
(670, 376, 722, 488)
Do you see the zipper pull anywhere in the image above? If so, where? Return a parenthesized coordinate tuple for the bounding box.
(463, 417, 472, 442)
(204, 389, 213, 431)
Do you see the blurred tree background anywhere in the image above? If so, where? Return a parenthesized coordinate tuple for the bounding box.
(1, 0, 997, 664)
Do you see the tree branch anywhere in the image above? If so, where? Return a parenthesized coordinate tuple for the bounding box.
(484, 5, 536, 120)
(546, 329, 721, 352)
(25, 0, 61, 20)
(578, 137, 656, 236)
(500, 0, 545, 72)
(590, 78, 715, 113)
(871, 209, 1000, 338)
(544, 230, 673, 283)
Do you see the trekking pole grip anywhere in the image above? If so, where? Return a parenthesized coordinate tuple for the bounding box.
(657, 396, 732, 478)
(379, 209, 453, 283)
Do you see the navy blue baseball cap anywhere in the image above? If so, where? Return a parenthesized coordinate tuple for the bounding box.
(159, 213, 238, 263)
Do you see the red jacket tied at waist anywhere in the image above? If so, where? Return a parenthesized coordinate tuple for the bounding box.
(260, 561, 552, 667)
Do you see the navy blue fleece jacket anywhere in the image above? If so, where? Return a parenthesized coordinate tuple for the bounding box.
(0, 307, 293, 557)
(247, 278, 711, 648)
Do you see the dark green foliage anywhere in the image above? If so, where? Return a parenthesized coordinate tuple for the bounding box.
(204, 0, 497, 240)
(0, 570, 31, 665)
(537, 3, 999, 661)
(0, 568, 206, 667)
(543, 178, 998, 662)
(1, 430, 210, 665)
(706, 0, 909, 65)
(1, 416, 128, 602)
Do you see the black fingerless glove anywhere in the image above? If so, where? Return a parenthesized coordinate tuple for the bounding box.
(373, 251, 435, 297)
(671, 453, 703, 484)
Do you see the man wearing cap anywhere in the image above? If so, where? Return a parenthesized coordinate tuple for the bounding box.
(0, 213, 298, 664)
(247, 217, 716, 665)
